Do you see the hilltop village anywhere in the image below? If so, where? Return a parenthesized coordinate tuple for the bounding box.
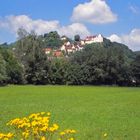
(44, 34, 104, 57)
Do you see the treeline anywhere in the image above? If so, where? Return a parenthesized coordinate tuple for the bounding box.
(0, 29, 140, 86)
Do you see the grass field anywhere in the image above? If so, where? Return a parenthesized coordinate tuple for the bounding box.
(0, 85, 140, 140)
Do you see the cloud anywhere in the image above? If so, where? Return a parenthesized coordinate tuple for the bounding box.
(71, 0, 117, 24)
(58, 23, 90, 38)
(0, 15, 90, 38)
(129, 5, 140, 14)
(107, 34, 122, 43)
(108, 29, 140, 51)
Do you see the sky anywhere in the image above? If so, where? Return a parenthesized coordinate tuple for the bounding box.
(0, 0, 140, 51)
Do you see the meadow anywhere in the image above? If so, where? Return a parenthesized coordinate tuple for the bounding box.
(0, 85, 140, 140)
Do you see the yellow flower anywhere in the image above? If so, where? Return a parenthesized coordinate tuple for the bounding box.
(60, 132, 65, 136)
(3, 112, 76, 140)
(103, 133, 107, 137)
(40, 136, 46, 140)
(40, 126, 48, 132)
(22, 131, 29, 139)
(31, 121, 38, 127)
(0, 133, 4, 139)
(68, 138, 75, 140)
(3, 138, 9, 140)
(53, 124, 59, 130)
(7, 133, 14, 138)
(47, 112, 51, 116)
(0, 132, 14, 140)
(70, 130, 76, 133)
(41, 112, 45, 115)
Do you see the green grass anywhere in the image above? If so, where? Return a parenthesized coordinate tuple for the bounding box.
(0, 85, 140, 140)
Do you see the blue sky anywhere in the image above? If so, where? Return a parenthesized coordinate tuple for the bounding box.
(0, 0, 140, 50)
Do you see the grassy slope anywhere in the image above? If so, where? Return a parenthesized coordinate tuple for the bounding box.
(0, 85, 140, 140)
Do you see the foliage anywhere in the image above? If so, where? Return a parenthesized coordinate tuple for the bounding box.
(134, 51, 140, 56)
(0, 52, 7, 85)
(0, 43, 9, 48)
(0, 48, 25, 84)
(131, 54, 140, 86)
(14, 30, 49, 85)
(43, 31, 63, 49)
(74, 35, 80, 42)
(103, 38, 136, 62)
(1, 28, 139, 86)
(70, 44, 132, 86)
(48, 58, 70, 85)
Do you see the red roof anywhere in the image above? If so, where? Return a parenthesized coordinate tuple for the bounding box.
(53, 51, 63, 57)
(65, 45, 73, 50)
(85, 36, 96, 41)
(45, 48, 52, 51)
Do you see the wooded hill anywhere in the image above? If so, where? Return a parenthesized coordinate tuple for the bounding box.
(0, 30, 140, 86)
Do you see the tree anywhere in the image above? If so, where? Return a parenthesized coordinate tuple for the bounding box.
(17, 28, 28, 40)
(14, 29, 50, 84)
(1, 49, 25, 84)
(23, 33, 49, 84)
(70, 43, 132, 86)
(74, 35, 80, 42)
(0, 53, 7, 85)
(48, 58, 70, 85)
(43, 31, 62, 48)
(131, 54, 140, 86)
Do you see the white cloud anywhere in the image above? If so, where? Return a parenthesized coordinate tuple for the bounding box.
(108, 34, 122, 43)
(0, 15, 90, 38)
(58, 23, 90, 38)
(108, 29, 140, 51)
(129, 5, 140, 14)
(71, 0, 117, 24)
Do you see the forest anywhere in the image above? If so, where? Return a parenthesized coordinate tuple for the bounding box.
(0, 29, 140, 86)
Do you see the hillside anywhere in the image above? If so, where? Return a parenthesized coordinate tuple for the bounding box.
(83, 38, 136, 62)
(134, 51, 140, 56)
(102, 38, 136, 61)
(0, 32, 140, 86)
(0, 33, 137, 62)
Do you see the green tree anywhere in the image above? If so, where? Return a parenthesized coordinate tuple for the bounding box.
(0, 53, 7, 85)
(74, 34, 80, 42)
(1, 49, 25, 84)
(70, 44, 131, 85)
(131, 54, 140, 86)
(48, 58, 70, 85)
(43, 31, 63, 48)
(14, 29, 49, 84)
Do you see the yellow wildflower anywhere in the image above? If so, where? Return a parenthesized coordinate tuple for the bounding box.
(103, 133, 107, 137)
(40, 136, 46, 140)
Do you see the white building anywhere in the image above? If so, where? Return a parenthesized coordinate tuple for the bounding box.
(61, 36, 67, 41)
(84, 34, 104, 45)
(93, 34, 104, 43)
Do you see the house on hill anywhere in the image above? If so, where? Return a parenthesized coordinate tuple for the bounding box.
(44, 34, 104, 58)
(53, 50, 63, 57)
(82, 34, 103, 45)
(61, 36, 67, 41)
(44, 48, 52, 54)
(60, 41, 84, 55)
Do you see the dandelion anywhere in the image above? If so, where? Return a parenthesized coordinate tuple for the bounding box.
(0, 132, 14, 139)
(47, 112, 51, 116)
(103, 133, 107, 137)
(41, 136, 46, 140)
